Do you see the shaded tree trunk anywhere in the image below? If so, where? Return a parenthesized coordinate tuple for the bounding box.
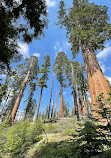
(55, 89, 57, 119)
(81, 95, 87, 115)
(78, 93, 83, 115)
(48, 73, 55, 119)
(71, 63, 79, 120)
(36, 87, 43, 119)
(60, 85, 64, 118)
(72, 87, 77, 115)
(9, 70, 30, 125)
(51, 101, 54, 119)
(82, 45, 110, 117)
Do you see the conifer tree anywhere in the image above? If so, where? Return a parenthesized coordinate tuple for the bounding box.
(65, 61, 88, 120)
(53, 52, 69, 118)
(48, 73, 55, 119)
(24, 83, 37, 122)
(10, 56, 39, 124)
(45, 106, 49, 120)
(63, 101, 70, 117)
(36, 55, 50, 119)
(57, 0, 111, 117)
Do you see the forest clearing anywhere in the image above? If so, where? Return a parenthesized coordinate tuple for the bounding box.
(0, 0, 111, 158)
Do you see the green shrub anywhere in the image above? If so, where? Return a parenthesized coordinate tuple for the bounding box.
(62, 129, 75, 136)
(45, 123, 55, 133)
(0, 120, 9, 156)
(4, 120, 44, 158)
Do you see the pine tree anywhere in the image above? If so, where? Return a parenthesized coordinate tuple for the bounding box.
(63, 101, 70, 117)
(9, 56, 39, 124)
(0, 69, 21, 122)
(36, 55, 50, 119)
(45, 106, 49, 120)
(65, 61, 88, 120)
(48, 73, 55, 119)
(42, 111, 45, 120)
(24, 83, 37, 122)
(57, 0, 111, 117)
(53, 52, 69, 118)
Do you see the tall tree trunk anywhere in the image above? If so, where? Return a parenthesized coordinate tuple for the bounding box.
(82, 45, 110, 116)
(51, 101, 54, 119)
(81, 95, 87, 115)
(9, 70, 30, 125)
(72, 87, 77, 115)
(55, 89, 57, 119)
(78, 93, 83, 115)
(60, 85, 64, 118)
(75, 85, 80, 121)
(71, 63, 79, 120)
(48, 73, 55, 119)
(84, 94, 90, 116)
(36, 87, 43, 119)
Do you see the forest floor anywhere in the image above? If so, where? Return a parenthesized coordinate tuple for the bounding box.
(26, 117, 78, 158)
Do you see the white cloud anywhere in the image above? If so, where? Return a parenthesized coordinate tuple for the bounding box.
(32, 53, 40, 58)
(97, 44, 111, 59)
(54, 41, 71, 54)
(105, 76, 111, 84)
(17, 42, 29, 59)
(46, 0, 56, 7)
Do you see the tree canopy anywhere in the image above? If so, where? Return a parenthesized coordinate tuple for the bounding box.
(57, 0, 111, 57)
(0, 0, 48, 69)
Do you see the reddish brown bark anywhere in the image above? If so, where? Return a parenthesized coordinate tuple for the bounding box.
(9, 70, 30, 125)
(82, 45, 110, 117)
(78, 95, 87, 115)
(60, 85, 64, 118)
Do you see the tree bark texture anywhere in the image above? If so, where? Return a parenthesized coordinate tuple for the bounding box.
(36, 87, 43, 119)
(9, 70, 30, 125)
(60, 85, 64, 118)
(82, 46, 110, 116)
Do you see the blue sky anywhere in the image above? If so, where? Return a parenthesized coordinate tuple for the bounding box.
(1, 0, 111, 117)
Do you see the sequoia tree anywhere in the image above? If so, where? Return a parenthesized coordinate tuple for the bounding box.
(57, 0, 111, 116)
(53, 52, 69, 118)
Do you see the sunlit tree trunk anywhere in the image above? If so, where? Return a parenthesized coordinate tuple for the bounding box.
(9, 70, 30, 125)
(82, 45, 110, 117)
(60, 85, 64, 118)
(36, 87, 43, 119)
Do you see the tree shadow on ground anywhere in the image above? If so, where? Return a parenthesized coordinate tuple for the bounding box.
(32, 139, 73, 158)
